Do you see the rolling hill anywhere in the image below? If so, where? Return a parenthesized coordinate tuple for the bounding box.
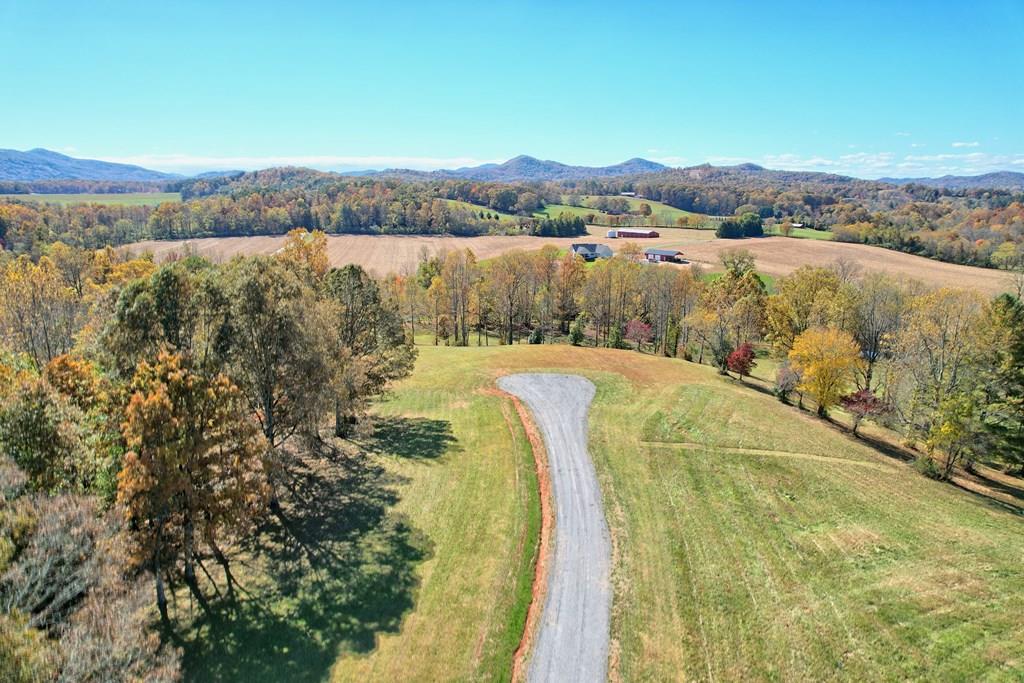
(0, 148, 179, 181)
(879, 171, 1024, 191)
(369, 155, 669, 182)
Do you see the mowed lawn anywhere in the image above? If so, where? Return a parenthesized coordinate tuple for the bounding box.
(539, 196, 715, 227)
(445, 199, 520, 222)
(402, 345, 1024, 681)
(766, 224, 835, 240)
(179, 345, 540, 682)
(0, 191, 181, 206)
(177, 344, 1023, 681)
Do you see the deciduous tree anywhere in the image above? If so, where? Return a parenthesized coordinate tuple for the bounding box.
(789, 328, 863, 416)
(118, 352, 269, 619)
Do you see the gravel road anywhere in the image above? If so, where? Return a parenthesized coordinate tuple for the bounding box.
(498, 373, 610, 683)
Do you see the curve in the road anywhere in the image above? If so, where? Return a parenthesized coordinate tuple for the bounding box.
(497, 373, 611, 683)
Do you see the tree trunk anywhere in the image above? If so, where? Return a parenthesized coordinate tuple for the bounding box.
(154, 550, 169, 624)
(183, 518, 210, 613)
(209, 537, 235, 598)
(334, 399, 348, 438)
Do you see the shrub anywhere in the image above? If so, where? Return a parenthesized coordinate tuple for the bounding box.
(0, 612, 58, 683)
(624, 319, 653, 351)
(914, 455, 943, 480)
(0, 379, 87, 493)
(716, 221, 744, 239)
(840, 389, 887, 436)
(727, 343, 756, 379)
(608, 323, 626, 349)
(738, 212, 763, 237)
(774, 362, 800, 403)
(568, 315, 586, 346)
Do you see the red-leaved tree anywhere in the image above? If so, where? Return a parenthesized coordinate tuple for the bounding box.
(625, 319, 653, 352)
(726, 343, 756, 379)
(840, 389, 887, 436)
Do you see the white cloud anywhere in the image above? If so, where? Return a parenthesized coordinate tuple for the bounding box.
(951, 141, 980, 148)
(648, 155, 688, 166)
(689, 151, 1024, 178)
(96, 153, 504, 174)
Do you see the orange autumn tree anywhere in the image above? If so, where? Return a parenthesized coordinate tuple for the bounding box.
(279, 228, 329, 280)
(117, 352, 268, 622)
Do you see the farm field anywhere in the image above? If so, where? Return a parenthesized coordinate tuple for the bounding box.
(445, 199, 519, 222)
(538, 195, 714, 227)
(179, 345, 540, 681)
(399, 345, 1024, 680)
(124, 229, 1015, 295)
(0, 191, 180, 206)
(767, 225, 835, 240)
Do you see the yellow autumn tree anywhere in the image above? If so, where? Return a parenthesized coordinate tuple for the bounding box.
(278, 228, 329, 280)
(0, 255, 81, 369)
(788, 327, 863, 416)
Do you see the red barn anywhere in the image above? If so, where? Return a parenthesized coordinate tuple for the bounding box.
(615, 228, 660, 238)
(645, 248, 683, 263)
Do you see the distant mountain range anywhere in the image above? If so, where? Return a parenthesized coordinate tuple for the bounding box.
(343, 155, 667, 182)
(2, 148, 1022, 190)
(0, 148, 180, 181)
(426, 155, 665, 181)
(878, 171, 1024, 191)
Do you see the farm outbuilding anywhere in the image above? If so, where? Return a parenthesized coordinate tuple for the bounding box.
(571, 243, 613, 262)
(614, 228, 659, 238)
(644, 248, 683, 263)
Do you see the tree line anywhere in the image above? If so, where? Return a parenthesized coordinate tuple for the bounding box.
(387, 241, 1024, 479)
(0, 231, 416, 680)
(0, 176, 587, 256)
(5, 162, 1024, 269)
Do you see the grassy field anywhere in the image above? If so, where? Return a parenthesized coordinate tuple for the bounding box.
(411, 346, 1022, 680)
(766, 225, 835, 240)
(173, 344, 1023, 680)
(539, 196, 715, 228)
(176, 346, 541, 681)
(0, 192, 181, 206)
(123, 231, 1016, 295)
(445, 199, 519, 222)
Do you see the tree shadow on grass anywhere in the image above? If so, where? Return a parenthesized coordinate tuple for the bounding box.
(177, 442, 434, 682)
(358, 416, 458, 461)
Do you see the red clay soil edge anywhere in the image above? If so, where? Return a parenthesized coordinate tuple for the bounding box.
(503, 391, 555, 683)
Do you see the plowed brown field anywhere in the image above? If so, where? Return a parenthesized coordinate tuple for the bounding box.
(123, 228, 1013, 295)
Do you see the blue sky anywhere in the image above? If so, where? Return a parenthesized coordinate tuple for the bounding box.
(1, 0, 1022, 178)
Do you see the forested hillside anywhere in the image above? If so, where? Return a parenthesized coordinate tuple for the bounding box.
(2, 163, 1024, 268)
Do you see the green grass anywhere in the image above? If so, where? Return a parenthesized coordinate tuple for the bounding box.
(0, 192, 181, 206)
(539, 196, 717, 228)
(174, 346, 540, 682)
(173, 344, 1024, 680)
(444, 199, 519, 222)
(394, 346, 1023, 681)
(767, 225, 835, 240)
(536, 203, 602, 221)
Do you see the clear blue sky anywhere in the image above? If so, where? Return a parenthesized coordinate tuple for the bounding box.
(2, 0, 1022, 177)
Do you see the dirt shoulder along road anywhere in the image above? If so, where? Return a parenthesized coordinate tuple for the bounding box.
(497, 374, 611, 683)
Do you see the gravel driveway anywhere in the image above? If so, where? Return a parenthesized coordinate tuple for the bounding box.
(498, 373, 610, 683)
